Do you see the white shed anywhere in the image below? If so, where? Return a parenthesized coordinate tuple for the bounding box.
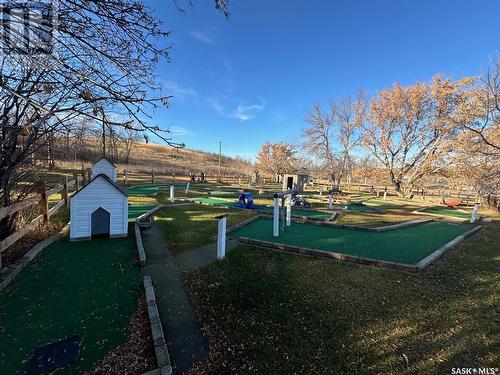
(91, 157, 117, 181)
(70, 174, 128, 240)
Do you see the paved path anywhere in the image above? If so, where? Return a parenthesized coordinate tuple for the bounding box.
(174, 238, 239, 272)
(141, 224, 209, 374)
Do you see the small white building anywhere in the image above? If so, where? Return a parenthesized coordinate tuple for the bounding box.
(283, 174, 309, 192)
(70, 174, 128, 240)
(91, 157, 117, 181)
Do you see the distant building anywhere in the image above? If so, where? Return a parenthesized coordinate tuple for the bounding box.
(91, 157, 117, 181)
(283, 174, 309, 192)
(70, 174, 128, 240)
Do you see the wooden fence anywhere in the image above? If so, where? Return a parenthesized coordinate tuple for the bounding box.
(0, 174, 84, 269)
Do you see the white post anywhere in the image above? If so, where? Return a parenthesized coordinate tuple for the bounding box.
(383, 190, 387, 200)
(273, 195, 279, 237)
(170, 185, 175, 203)
(185, 182, 190, 194)
(376, 189, 380, 197)
(470, 203, 479, 224)
(328, 193, 333, 210)
(319, 186, 323, 196)
(286, 195, 292, 227)
(216, 214, 227, 259)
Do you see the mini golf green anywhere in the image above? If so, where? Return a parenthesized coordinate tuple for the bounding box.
(342, 203, 379, 212)
(420, 206, 470, 219)
(191, 197, 234, 206)
(230, 218, 473, 264)
(127, 183, 176, 196)
(128, 204, 158, 222)
(257, 207, 333, 219)
(0, 237, 140, 374)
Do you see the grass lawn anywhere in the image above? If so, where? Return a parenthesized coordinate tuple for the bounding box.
(0, 237, 140, 374)
(184, 220, 500, 374)
(154, 204, 256, 257)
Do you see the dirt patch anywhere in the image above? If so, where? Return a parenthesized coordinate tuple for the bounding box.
(1, 221, 66, 266)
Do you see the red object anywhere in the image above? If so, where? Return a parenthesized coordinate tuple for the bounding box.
(443, 198, 461, 207)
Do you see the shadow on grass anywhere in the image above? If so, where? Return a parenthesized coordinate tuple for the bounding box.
(183, 221, 500, 374)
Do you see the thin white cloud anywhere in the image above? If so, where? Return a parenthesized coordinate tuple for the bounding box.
(165, 81, 198, 98)
(207, 97, 265, 121)
(190, 30, 215, 45)
(169, 126, 195, 136)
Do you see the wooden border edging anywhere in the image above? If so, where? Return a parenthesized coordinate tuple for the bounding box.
(234, 237, 419, 272)
(142, 276, 173, 375)
(226, 215, 261, 233)
(0, 223, 70, 292)
(415, 225, 482, 271)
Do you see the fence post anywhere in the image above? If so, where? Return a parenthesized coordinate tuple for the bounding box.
(73, 171, 79, 191)
(151, 170, 155, 184)
(82, 166, 87, 185)
(172, 173, 176, 184)
(124, 169, 128, 185)
(36, 180, 49, 223)
(62, 176, 69, 208)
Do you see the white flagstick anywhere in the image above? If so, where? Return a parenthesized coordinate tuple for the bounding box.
(273, 195, 279, 237)
(185, 182, 190, 194)
(286, 195, 292, 227)
(470, 203, 479, 224)
(170, 185, 175, 203)
(215, 214, 227, 259)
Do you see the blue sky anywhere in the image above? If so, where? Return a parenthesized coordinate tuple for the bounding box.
(145, 0, 500, 159)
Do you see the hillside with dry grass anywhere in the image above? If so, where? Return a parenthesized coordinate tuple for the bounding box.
(49, 136, 254, 178)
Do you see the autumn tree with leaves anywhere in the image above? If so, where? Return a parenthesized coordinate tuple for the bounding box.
(256, 141, 298, 178)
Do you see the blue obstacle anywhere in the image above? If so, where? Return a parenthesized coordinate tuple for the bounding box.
(237, 192, 254, 209)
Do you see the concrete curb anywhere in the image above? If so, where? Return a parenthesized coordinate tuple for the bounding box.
(137, 204, 165, 221)
(0, 223, 70, 292)
(416, 225, 482, 271)
(142, 276, 173, 375)
(135, 204, 165, 266)
(135, 223, 147, 266)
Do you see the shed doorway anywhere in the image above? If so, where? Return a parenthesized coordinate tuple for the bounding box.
(91, 207, 110, 238)
(286, 176, 294, 190)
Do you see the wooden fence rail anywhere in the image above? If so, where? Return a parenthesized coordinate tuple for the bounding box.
(0, 174, 84, 268)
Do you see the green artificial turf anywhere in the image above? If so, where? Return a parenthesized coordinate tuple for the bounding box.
(127, 183, 175, 196)
(230, 218, 473, 264)
(128, 204, 158, 222)
(421, 206, 470, 219)
(343, 203, 379, 212)
(191, 197, 235, 206)
(257, 206, 333, 219)
(0, 237, 140, 374)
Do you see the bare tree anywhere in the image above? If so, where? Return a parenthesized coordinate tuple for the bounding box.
(0, 0, 226, 238)
(303, 94, 366, 189)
